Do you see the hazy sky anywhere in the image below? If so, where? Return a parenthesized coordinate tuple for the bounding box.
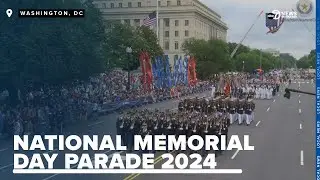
(200, 0, 316, 59)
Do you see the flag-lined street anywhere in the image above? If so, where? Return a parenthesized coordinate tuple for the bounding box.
(0, 80, 314, 180)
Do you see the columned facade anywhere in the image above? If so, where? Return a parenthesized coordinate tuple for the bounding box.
(93, 0, 228, 64)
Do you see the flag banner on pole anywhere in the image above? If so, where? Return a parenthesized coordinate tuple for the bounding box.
(164, 55, 172, 88)
(142, 11, 157, 27)
(183, 56, 189, 85)
(187, 56, 197, 86)
(139, 52, 153, 92)
(266, 15, 284, 34)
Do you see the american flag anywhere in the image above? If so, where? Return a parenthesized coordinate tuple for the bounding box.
(266, 15, 285, 34)
(142, 11, 157, 27)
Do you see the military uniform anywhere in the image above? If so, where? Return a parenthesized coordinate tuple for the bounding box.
(237, 99, 245, 124)
(244, 99, 255, 125)
(228, 98, 238, 124)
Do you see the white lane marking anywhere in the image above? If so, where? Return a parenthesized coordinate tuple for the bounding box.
(300, 124, 302, 129)
(307, 82, 309, 84)
(0, 148, 8, 152)
(300, 150, 304, 166)
(88, 121, 104, 127)
(231, 149, 240, 160)
(299, 109, 302, 114)
(41, 150, 116, 180)
(255, 121, 261, 127)
(273, 99, 276, 102)
(299, 94, 301, 97)
(299, 100, 301, 104)
(266, 107, 270, 112)
(278, 94, 280, 97)
(0, 163, 14, 170)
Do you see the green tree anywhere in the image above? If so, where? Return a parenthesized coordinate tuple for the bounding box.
(234, 52, 260, 72)
(296, 49, 315, 69)
(182, 38, 231, 79)
(105, 22, 163, 71)
(279, 53, 297, 69)
(1, 0, 107, 104)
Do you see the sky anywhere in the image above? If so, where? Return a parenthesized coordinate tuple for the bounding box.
(200, 0, 316, 59)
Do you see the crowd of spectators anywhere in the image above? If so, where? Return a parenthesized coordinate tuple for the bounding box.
(0, 70, 210, 137)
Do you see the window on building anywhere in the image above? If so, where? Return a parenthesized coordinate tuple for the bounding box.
(175, 41, 179, 50)
(165, 31, 169, 37)
(175, 31, 179, 37)
(177, 0, 181, 5)
(167, 1, 171, 6)
(134, 19, 140, 26)
(128, 2, 132, 7)
(175, 20, 179, 26)
(158, 1, 161, 6)
(185, 20, 189, 26)
(102, 3, 107, 8)
(119, 3, 122, 7)
(110, 3, 114, 8)
(124, 19, 130, 24)
(185, 30, 189, 37)
(164, 18, 170, 27)
(138, 2, 141, 7)
(164, 41, 169, 50)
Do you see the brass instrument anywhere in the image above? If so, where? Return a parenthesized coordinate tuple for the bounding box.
(154, 118, 159, 130)
(130, 118, 135, 130)
(168, 119, 172, 129)
(192, 119, 197, 133)
(120, 119, 124, 129)
(204, 115, 209, 133)
(179, 118, 184, 130)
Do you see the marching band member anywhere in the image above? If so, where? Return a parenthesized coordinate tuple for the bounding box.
(237, 99, 245, 125)
(245, 99, 255, 125)
(211, 84, 216, 97)
(266, 85, 272, 99)
(254, 85, 259, 99)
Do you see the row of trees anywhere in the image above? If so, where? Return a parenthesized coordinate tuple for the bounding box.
(296, 49, 315, 69)
(182, 38, 297, 79)
(1, 0, 162, 93)
(2, 0, 314, 93)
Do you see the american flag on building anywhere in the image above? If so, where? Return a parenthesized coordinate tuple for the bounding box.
(142, 11, 157, 27)
(266, 15, 285, 34)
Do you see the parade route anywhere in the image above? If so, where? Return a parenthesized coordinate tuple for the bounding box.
(0, 81, 315, 180)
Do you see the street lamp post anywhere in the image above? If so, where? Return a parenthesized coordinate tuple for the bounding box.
(126, 47, 132, 90)
(242, 61, 244, 72)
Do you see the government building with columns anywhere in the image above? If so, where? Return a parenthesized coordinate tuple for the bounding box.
(93, 0, 228, 64)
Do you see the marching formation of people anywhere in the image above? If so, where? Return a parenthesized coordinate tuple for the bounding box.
(116, 89, 257, 156)
(0, 68, 288, 138)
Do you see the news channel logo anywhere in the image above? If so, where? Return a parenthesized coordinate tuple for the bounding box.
(265, 0, 314, 22)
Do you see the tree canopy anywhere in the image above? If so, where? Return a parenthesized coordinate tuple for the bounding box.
(104, 22, 163, 71)
(1, 0, 162, 93)
(296, 49, 315, 69)
(1, 0, 107, 89)
(182, 38, 294, 79)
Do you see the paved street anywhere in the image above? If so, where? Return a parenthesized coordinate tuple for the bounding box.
(0, 81, 315, 180)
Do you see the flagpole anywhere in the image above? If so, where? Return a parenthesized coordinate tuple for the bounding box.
(156, 0, 159, 40)
(230, 10, 264, 59)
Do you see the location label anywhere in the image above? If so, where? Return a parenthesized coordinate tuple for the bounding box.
(6, 9, 12, 17)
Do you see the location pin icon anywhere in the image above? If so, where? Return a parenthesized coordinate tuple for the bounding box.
(6, 9, 12, 17)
